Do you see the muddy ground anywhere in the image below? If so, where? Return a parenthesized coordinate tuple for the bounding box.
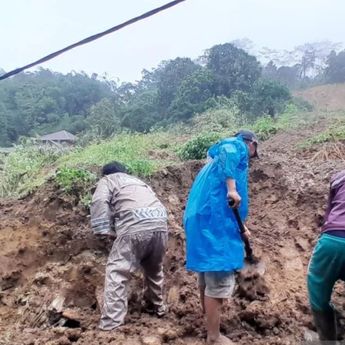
(1, 120, 345, 345)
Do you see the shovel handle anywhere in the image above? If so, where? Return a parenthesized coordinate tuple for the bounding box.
(229, 198, 254, 261)
(228, 199, 245, 234)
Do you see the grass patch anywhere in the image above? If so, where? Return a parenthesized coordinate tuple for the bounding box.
(57, 132, 178, 176)
(302, 121, 345, 146)
(249, 110, 313, 140)
(55, 167, 96, 193)
(178, 110, 312, 160)
(0, 132, 178, 197)
(0, 144, 61, 197)
(55, 167, 97, 208)
(178, 132, 222, 160)
(0, 109, 333, 197)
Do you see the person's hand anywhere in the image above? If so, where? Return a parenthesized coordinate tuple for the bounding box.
(243, 224, 251, 240)
(227, 190, 241, 208)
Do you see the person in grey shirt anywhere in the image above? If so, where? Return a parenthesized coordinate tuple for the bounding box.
(91, 161, 168, 331)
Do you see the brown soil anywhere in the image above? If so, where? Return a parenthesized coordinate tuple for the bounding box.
(1, 123, 345, 345)
(295, 83, 345, 111)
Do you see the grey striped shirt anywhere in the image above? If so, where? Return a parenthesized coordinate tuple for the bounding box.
(91, 173, 168, 237)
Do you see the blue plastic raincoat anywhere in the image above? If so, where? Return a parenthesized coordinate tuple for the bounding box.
(183, 136, 249, 272)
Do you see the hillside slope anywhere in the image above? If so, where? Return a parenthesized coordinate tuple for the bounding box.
(1, 118, 345, 344)
(296, 83, 345, 111)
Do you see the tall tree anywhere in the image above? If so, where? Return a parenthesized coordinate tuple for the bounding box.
(250, 79, 291, 117)
(325, 50, 345, 83)
(0, 103, 9, 146)
(121, 89, 160, 132)
(0, 69, 114, 143)
(169, 69, 215, 121)
(263, 61, 301, 89)
(154, 57, 200, 109)
(205, 43, 261, 97)
(87, 98, 121, 137)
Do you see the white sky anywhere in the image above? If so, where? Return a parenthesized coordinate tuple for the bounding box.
(1, 0, 344, 82)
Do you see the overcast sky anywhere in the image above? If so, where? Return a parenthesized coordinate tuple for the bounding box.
(1, 0, 344, 82)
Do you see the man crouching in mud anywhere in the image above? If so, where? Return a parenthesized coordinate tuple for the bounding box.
(90, 161, 168, 330)
(308, 170, 345, 343)
(184, 130, 259, 345)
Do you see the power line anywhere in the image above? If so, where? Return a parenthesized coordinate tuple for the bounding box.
(0, 0, 187, 81)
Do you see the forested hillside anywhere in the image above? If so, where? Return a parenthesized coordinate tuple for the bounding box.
(1, 40, 345, 146)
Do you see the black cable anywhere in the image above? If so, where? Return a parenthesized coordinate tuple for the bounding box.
(0, 0, 187, 81)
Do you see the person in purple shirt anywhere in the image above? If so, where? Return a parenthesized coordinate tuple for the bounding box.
(307, 170, 345, 343)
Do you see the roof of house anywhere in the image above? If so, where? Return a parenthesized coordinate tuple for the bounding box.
(40, 130, 77, 142)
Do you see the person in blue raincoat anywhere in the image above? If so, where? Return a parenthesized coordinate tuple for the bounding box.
(183, 130, 259, 345)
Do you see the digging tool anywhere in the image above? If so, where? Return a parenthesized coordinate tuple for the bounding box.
(229, 199, 265, 275)
(229, 199, 255, 263)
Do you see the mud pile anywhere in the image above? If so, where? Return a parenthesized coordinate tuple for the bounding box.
(1, 127, 345, 345)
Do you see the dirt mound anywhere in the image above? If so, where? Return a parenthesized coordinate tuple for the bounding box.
(1, 128, 345, 345)
(296, 83, 345, 111)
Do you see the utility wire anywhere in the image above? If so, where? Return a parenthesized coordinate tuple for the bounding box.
(0, 0, 187, 81)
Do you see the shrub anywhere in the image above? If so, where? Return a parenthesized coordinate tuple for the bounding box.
(55, 167, 96, 193)
(178, 132, 221, 160)
(291, 96, 313, 112)
(125, 160, 155, 177)
(231, 80, 291, 119)
(58, 132, 173, 177)
(250, 116, 278, 140)
(0, 143, 61, 197)
(190, 102, 241, 134)
(250, 79, 291, 117)
(55, 167, 96, 209)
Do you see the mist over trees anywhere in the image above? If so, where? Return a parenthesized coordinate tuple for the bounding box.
(324, 50, 345, 83)
(0, 39, 343, 146)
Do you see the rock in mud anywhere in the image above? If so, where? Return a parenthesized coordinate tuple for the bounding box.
(62, 308, 81, 322)
(49, 295, 65, 313)
(167, 286, 179, 305)
(33, 272, 51, 285)
(303, 328, 319, 342)
(141, 335, 162, 345)
(157, 326, 179, 340)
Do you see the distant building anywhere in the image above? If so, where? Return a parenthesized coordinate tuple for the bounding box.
(39, 130, 77, 146)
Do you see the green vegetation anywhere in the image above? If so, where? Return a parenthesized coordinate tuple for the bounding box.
(0, 43, 295, 146)
(0, 105, 329, 198)
(302, 118, 345, 146)
(325, 51, 345, 84)
(178, 132, 222, 160)
(0, 70, 113, 146)
(55, 167, 96, 193)
(0, 132, 178, 197)
(178, 108, 312, 160)
(57, 132, 178, 176)
(2, 40, 344, 147)
(2, 39, 344, 199)
(249, 108, 311, 140)
(188, 98, 241, 134)
(0, 142, 61, 197)
(55, 167, 96, 208)
(0, 108, 338, 198)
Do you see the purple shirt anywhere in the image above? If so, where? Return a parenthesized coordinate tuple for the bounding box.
(322, 170, 345, 234)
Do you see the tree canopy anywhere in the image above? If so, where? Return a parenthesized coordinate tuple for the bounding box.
(2, 40, 323, 145)
(325, 50, 345, 83)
